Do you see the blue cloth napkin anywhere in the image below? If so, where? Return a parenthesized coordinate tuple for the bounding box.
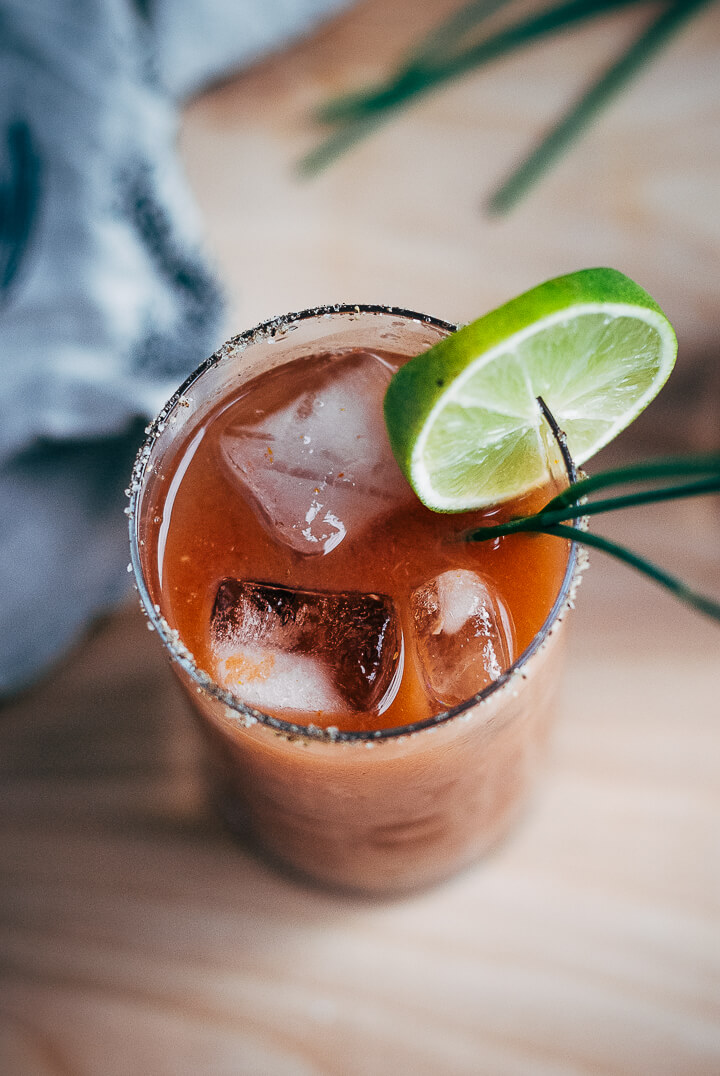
(0, 0, 351, 693)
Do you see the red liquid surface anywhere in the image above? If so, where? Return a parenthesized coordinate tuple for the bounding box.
(143, 349, 570, 733)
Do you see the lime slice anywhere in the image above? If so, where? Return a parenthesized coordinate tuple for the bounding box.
(384, 268, 677, 511)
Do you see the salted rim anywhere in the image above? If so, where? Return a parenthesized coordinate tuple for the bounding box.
(127, 303, 581, 745)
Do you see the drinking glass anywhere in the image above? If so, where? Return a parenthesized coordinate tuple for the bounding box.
(129, 305, 578, 895)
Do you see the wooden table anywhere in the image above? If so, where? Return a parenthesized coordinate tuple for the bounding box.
(2, 2, 719, 1072)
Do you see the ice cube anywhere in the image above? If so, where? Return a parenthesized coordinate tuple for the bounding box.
(220, 350, 412, 555)
(411, 569, 515, 707)
(210, 579, 404, 716)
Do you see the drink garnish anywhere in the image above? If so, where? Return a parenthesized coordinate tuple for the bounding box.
(465, 451, 720, 623)
(384, 268, 720, 623)
(384, 268, 677, 511)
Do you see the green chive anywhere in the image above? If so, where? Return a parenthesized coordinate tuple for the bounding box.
(488, 0, 715, 213)
(311, 0, 643, 128)
(464, 454, 720, 625)
(539, 523, 720, 624)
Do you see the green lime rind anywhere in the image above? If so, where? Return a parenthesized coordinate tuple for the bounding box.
(384, 268, 677, 512)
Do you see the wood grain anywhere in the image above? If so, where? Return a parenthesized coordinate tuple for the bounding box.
(2, 1, 719, 1072)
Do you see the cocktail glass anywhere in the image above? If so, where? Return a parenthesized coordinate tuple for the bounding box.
(128, 305, 579, 896)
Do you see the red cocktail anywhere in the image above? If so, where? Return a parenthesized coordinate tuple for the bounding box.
(129, 306, 577, 894)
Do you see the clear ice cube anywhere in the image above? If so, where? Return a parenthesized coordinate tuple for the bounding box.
(210, 579, 404, 716)
(220, 350, 412, 555)
(411, 569, 515, 708)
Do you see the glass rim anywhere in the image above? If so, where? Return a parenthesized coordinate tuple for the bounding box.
(128, 302, 579, 745)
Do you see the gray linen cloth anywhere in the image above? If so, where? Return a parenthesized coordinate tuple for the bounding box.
(0, 0, 351, 693)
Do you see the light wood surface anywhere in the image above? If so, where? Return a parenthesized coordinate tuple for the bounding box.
(2, 2, 719, 1073)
